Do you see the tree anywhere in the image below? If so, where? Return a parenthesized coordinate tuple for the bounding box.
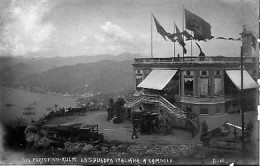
(114, 98, 126, 123)
(107, 98, 114, 120)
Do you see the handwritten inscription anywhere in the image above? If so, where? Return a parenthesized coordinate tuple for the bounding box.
(213, 158, 230, 165)
(23, 157, 174, 164)
(23, 157, 77, 164)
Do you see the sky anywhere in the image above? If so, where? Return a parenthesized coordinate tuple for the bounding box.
(0, 0, 258, 58)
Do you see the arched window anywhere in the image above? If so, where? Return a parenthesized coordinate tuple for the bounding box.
(184, 70, 194, 96)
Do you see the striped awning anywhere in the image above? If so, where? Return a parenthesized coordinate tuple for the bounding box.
(225, 70, 258, 90)
(137, 69, 177, 90)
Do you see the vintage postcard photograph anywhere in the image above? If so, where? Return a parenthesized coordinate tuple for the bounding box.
(0, 0, 259, 165)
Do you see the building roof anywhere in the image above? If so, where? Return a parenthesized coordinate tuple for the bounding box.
(225, 70, 258, 90)
(137, 69, 177, 90)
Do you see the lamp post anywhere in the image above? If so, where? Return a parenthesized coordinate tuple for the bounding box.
(240, 46, 245, 151)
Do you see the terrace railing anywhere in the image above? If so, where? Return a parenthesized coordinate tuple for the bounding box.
(134, 56, 256, 64)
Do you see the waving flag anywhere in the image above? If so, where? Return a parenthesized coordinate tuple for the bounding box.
(175, 24, 187, 54)
(185, 8, 211, 41)
(195, 42, 205, 57)
(153, 14, 170, 40)
(167, 36, 177, 42)
(168, 33, 178, 40)
(181, 30, 193, 40)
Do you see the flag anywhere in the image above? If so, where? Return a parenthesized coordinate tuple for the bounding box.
(185, 8, 211, 41)
(195, 42, 205, 57)
(181, 30, 193, 40)
(153, 14, 169, 40)
(175, 24, 187, 54)
(167, 33, 178, 40)
(167, 36, 177, 42)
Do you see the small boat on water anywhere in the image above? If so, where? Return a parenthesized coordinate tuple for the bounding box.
(5, 103, 15, 107)
(22, 111, 36, 115)
(23, 105, 35, 111)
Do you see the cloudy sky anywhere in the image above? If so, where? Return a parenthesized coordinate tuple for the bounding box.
(0, 0, 258, 58)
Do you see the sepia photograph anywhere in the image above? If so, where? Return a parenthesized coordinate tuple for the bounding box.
(0, 0, 259, 165)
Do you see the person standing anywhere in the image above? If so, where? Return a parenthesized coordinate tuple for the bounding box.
(201, 120, 208, 134)
(132, 124, 138, 139)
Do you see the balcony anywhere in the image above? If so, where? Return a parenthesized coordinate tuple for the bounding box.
(180, 95, 226, 104)
(134, 56, 256, 64)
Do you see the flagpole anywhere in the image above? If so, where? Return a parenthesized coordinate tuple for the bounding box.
(190, 0, 193, 57)
(240, 45, 245, 151)
(174, 24, 176, 58)
(151, 12, 153, 58)
(191, 30, 193, 57)
(182, 5, 185, 59)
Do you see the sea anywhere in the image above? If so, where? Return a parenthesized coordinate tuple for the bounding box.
(0, 87, 78, 124)
(1, 81, 259, 124)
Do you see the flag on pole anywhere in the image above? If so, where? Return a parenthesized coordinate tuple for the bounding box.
(195, 42, 205, 57)
(181, 30, 193, 40)
(175, 24, 187, 54)
(185, 8, 211, 41)
(152, 14, 170, 40)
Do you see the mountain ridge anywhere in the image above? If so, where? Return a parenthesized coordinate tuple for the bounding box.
(15, 59, 135, 96)
(0, 52, 141, 73)
(0, 53, 140, 91)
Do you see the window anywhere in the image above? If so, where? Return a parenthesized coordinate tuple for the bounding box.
(143, 70, 151, 78)
(136, 78, 142, 87)
(214, 70, 222, 76)
(184, 71, 194, 96)
(200, 71, 209, 76)
(214, 70, 222, 96)
(135, 69, 141, 75)
(200, 78, 209, 96)
(199, 70, 209, 97)
(200, 108, 208, 115)
(214, 78, 222, 95)
(184, 78, 193, 96)
(135, 69, 143, 87)
(184, 70, 194, 77)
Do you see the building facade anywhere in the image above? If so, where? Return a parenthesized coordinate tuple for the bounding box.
(129, 28, 258, 118)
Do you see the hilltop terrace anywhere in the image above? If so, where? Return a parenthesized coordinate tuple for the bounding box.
(134, 56, 257, 65)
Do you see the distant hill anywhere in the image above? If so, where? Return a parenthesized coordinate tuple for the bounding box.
(0, 62, 35, 86)
(23, 52, 141, 72)
(0, 52, 141, 88)
(17, 60, 135, 95)
(1, 52, 141, 72)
